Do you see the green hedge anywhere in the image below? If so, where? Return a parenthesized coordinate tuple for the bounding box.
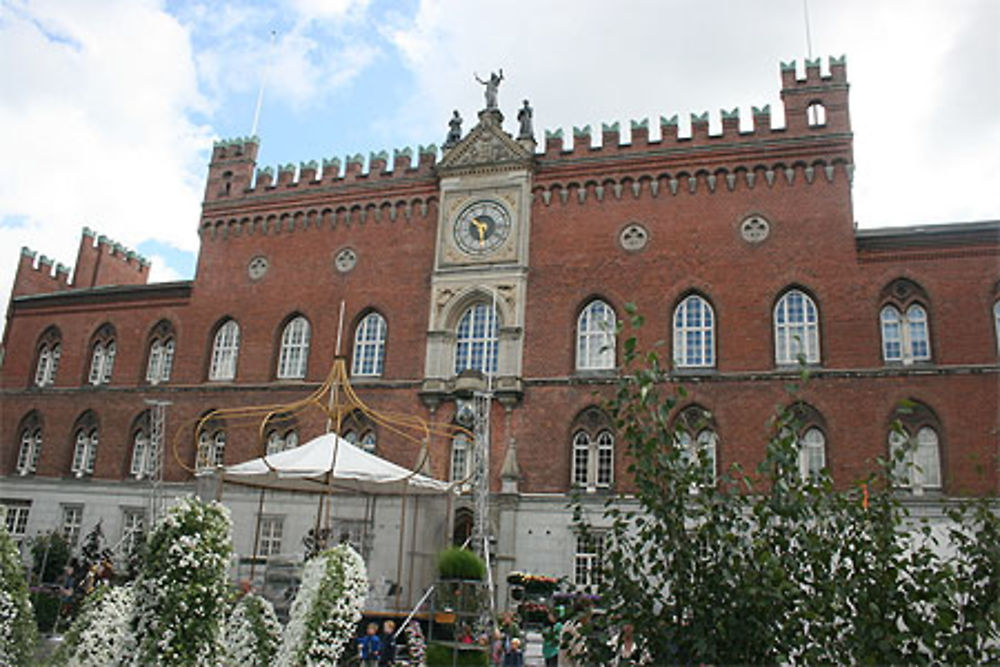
(426, 642, 488, 666)
(32, 589, 60, 633)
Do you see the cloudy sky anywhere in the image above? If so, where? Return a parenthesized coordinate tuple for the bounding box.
(1, 0, 997, 317)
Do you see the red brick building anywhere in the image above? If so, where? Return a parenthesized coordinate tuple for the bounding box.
(2, 57, 998, 602)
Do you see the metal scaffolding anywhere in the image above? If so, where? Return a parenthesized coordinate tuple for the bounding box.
(145, 399, 170, 525)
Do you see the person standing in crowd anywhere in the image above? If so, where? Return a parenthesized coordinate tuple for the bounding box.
(379, 619, 396, 666)
(357, 622, 381, 667)
(542, 609, 563, 666)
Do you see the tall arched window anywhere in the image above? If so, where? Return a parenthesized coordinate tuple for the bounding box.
(570, 406, 615, 491)
(352, 312, 387, 377)
(87, 324, 116, 385)
(774, 289, 820, 364)
(34, 327, 61, 387)
(277, 315, 311, 379)
(673, 294, 715, 368)
(16, 413, 42, 476)
(71, 413, 99, 477)
(576, 299, 616, 371)
(145, 321, 175, 385)
(209, 319, 240, 380)
(455, 303, 498, 375)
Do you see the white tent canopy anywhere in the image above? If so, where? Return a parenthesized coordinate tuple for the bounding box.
(220, 432, 450, 496)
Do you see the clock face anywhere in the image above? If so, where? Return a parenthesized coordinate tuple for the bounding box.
(453, 200, 512, 255)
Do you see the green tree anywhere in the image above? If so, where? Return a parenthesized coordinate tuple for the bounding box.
(571, 306, 1000, 663)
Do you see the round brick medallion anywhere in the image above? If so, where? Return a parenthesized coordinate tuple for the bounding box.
(335, 247, 358, 273)
(740, 215, 770, 244)
(247, 255, 269, 280)
(619, 223, 649, 251)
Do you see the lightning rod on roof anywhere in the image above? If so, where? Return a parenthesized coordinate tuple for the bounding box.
(250, 30, 277, 137)
(803, 0, 814, 60)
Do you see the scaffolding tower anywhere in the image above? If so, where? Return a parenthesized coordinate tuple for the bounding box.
(144, 399, 171, 525)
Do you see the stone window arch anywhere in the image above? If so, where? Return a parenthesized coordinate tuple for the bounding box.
(129, 410, 154, 479)
(342, 410, 377, 454)
(455, 302, 499, 375)
(265, 412, 299, 455)
(784, 402, 828, 481)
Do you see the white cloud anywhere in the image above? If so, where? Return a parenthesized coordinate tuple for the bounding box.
(0, 0, 212, 317)
(145, 256, 185, 284)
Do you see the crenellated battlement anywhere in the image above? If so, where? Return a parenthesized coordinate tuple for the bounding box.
(200, 57, 851, 225)
(539, 56, 849, 155)
(74, 226, 150, 289)
(12, 246, 72, 297)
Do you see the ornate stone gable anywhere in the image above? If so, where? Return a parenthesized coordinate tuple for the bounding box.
(437, 112, 535, 176)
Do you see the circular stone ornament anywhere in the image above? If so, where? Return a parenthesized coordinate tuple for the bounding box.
(334, 247, 358, 273)
(247, 255, 269, 280)
(619, 223, 649, 251)
(740, 215, 771, 244)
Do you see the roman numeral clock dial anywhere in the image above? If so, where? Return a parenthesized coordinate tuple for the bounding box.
(453, 200, 512, 255)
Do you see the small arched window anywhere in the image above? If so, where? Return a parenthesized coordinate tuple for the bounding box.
(798, 427, 826, 481)
(807, 101, 827, 127)
(264, 413, 299, 455)
(16, 413, 43, 476)
(342, 410, 377, 454)
(570, 406, 615, 491)
(455, 303, 498, 375)
(450, 433, 471, 483)
(994, 300, 1000, 355)
(880, 279, 932, 364)
(145, 320, 175, 385)
(209, 319, 240, 380)
(576, 299, 616, 371)
(34, 327, 61, 387)
(774, 289, 820, 365)
(71, 413, 99, 477)
(196, 415, 227, 471)
(673, 294, 715, 368)
(130, 412, 154, 479)
(87, 324, 116, 385)
(889, 426, 941, 491)
(277, 315, 310, 379)
(352, 312, 387, 377)
(674, 405, 718, 487)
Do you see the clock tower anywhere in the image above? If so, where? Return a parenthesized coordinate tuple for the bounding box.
(421, 105, 535, 404)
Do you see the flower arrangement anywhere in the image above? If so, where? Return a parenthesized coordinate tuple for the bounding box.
(276, 543, 368, 666)
(405, 619, 426, 665)
(506, 571, 559, 594)
(0, 524, 36, 667)
(51, 584, 135, 666)
(223, 592, 282, 667)
(518, 600, 550, 624)
(130, 496, 233, 666)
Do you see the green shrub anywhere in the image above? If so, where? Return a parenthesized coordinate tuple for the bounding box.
(32, 588, 60, 632)
(436, 547, 485, 580)
(29, 532, 70, 584)
(0, 524, 37, 666)
(426, 642, 488, 666)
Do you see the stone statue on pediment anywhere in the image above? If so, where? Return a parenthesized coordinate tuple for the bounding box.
(444, 110, 462, 148)
(475, 69, 503, 109)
